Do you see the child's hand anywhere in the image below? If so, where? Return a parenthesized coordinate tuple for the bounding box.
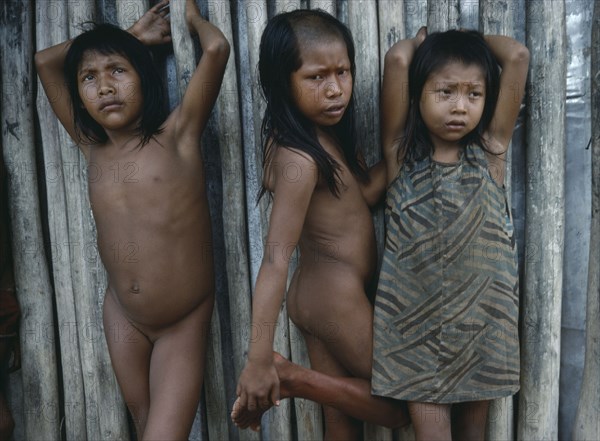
(129, 0, 171, 46)
(235, 358, 280, 427)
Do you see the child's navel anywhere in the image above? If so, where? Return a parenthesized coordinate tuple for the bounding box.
(129, 282, 140, 294)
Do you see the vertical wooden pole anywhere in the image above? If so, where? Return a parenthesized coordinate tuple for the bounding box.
(0, 1, 60, 439)
(35, 1, 87, 439)
(427, 0, 460, 32)
(519, 0, 566, 439)
(204, 0, 253, 439)
(479, 1, 517, 439)
(66, 2, 131, 439)
(404, 0, 427, 38)
(116, 0, 149, 30)
(346, 2, 388, 439)
(572, 1, 600, 438)
(310, 0, 335, 14)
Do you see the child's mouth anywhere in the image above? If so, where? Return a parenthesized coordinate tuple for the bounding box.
(324, 105, 345, 116)
(99, 100, 122, 112)
(446, 120, 466, 130)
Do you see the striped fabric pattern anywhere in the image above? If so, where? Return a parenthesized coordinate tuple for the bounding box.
(372, 145, 520, 403)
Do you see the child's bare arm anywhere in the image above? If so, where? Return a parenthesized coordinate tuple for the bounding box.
(485, 35, 530, 150)
(35, 41, 78, 145)
(381, 27, 426, 183)
(360, 161, 387, 207)
(173, 0, 230, 147)
(236, 148, 317, 414)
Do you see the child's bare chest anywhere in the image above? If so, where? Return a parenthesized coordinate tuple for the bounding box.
(88, 145, 203, 214)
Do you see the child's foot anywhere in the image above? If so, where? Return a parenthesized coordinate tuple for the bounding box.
(231, 352, 297, 431)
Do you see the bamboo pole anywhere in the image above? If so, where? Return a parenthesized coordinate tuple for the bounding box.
(519, 0, 566, 439)
(35, 1, 87, 439)
(0, 1, 60, 439)
(66, 2, 131, 439)
(479, 1, 517, 439)
(572, 1, 600, 438)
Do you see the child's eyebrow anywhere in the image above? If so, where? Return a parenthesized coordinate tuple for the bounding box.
(78, 65, 94, 75)
(434, 81, 484, 87)
(77, 60, 125, 75)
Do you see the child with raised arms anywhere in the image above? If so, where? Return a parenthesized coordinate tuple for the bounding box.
(373, 28, 529, 440)
(35, 0, 229, 438)
(232, 9, 409, 439)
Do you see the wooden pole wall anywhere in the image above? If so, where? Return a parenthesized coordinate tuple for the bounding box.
(0, 1, 60, 439)
(572, 0, 600, 438)
(35, 2, 87, 438)
(519, 0, 566, 439)
(0, 0, 595, 440)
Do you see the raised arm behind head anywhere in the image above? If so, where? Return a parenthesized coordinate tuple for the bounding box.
(169, 0, 230, 150)
(483, 35, 529, 151)
(35, 0, 172, 155)
(381, 27, 426, 184)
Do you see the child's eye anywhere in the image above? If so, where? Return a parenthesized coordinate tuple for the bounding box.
(82, 74, 94, 82)
(470, 91, 483, 98)
(310, 74, 323, 80)
(338, 69, 348, 76)
(114, 67, 125, 74)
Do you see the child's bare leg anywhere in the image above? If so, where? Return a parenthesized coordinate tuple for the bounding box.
(451, 400, 490, 441)
(409, 402, 451, 441)
(232, 352, 409, 431)
(103, 293, 152, 437)
(232, 277, 409, 431)
(142, 297, 213, 440)
(304, 335, 364, 440)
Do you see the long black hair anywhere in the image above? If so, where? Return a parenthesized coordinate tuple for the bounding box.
(258, 9, 368, 199)
(400, 30, 501, 165)
(64, 23, 167, 146)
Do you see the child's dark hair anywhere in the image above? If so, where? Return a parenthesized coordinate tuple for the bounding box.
(64, 23, 167, 146)
(400, 29, 500, 165)
(258, 9, 368, 199)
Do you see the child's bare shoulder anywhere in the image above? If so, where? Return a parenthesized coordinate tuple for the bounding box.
(263, 142, 318, 192)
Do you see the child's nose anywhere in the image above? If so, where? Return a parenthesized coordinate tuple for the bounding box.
(98, 76, 116, 96)
(452, 94, 467, 112)
(324, 79, 342, 98)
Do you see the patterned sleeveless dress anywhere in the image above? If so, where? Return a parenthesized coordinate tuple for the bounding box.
(371, 145, 520, 403)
